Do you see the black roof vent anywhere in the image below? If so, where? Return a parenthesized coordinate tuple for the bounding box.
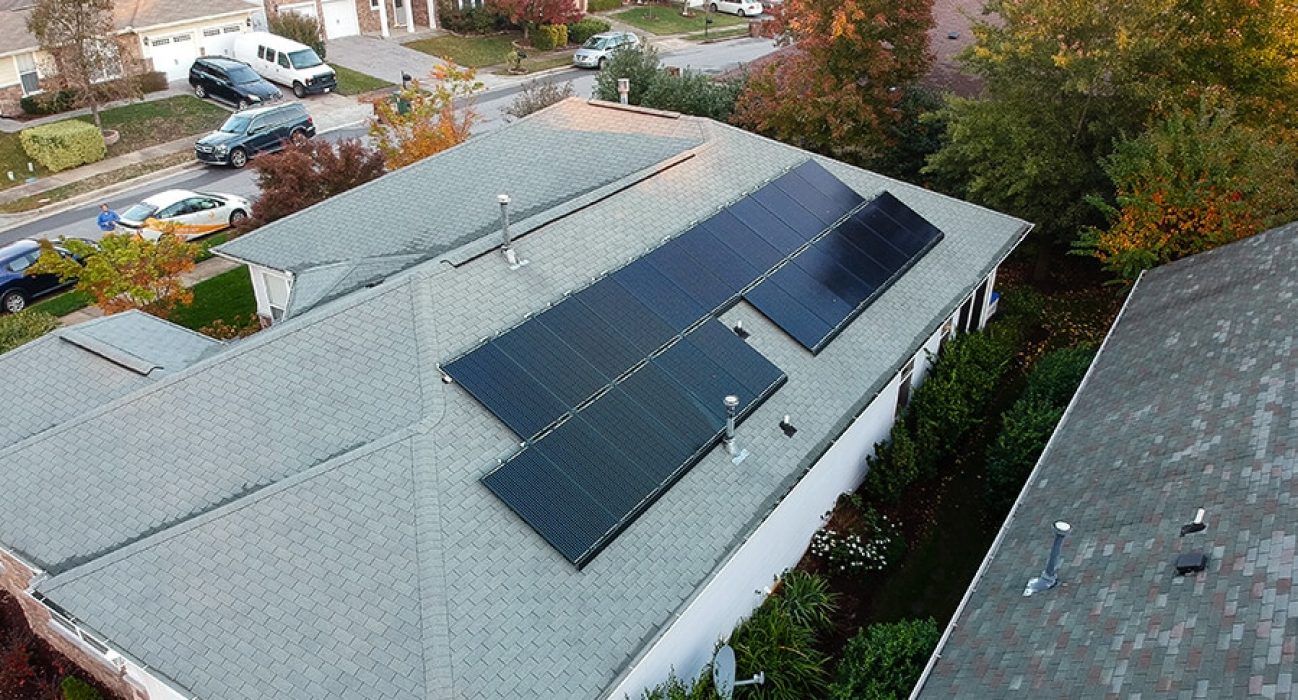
(1174, 552, 1207, 576)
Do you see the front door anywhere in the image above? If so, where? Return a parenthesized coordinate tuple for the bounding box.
(394, 0, 407, 26)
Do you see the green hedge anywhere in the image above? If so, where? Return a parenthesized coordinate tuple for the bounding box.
(0, 311, 59, 354)
(588, 0, 623, 11)
(532, 23, 568, 50)
(20, 120, 106, 172)
(829, 618, 941, 700)
(568, 17, 611, 44)
(642, 70, 743, 121)
(437, 2, 503, 32)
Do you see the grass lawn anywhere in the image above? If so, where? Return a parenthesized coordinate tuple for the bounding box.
(405, 34, 518, 68)
(0, 151, 193, 214)
(0, 132, 49, 192)
(79, 96, 228, 159)
(494, 50, 577, 75)
(612, 6, 747, 35)
(28, 289, 91, 317)
(166, 265, 256, 332)
(329, 63, 396, 96)
(683, 24, 751, 41)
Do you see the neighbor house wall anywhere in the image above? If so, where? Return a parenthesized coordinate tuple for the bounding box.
(246, 264, 293, 326)
(607, 268, 1000, 699)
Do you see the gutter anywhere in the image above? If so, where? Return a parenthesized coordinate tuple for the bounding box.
(907, 269, 1147, 699)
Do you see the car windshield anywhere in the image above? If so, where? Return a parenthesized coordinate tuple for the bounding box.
(583, 37, 609, 49)
(219, 114, 252, 133)
(228, 65, 260, 83)
(122, 203, 157, 220)
(288, 49, 323, 69)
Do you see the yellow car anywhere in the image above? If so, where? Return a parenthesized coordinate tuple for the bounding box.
(117, 189, 252, 240)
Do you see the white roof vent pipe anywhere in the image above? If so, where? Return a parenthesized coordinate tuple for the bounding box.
(497, 194, 528, 269)
(722, 395, 749, 464)
(1023, 521, 1071, 597)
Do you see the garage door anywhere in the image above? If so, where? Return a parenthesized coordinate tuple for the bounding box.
(321, 0, 360, 39)
(149, 31, 198, 81)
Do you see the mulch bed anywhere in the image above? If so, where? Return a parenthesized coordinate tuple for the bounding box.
(0, 592, 126, 700)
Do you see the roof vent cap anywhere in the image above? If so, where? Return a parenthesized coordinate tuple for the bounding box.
(1023, 521, 1070, 597)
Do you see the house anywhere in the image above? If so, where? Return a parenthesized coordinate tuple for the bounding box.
(0, 0, 258, 116)
(0, 99, 1027, 700)
(264, 0, 436, 39)
(911, 224, 1298, 698)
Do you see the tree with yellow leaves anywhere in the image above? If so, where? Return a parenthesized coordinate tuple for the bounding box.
(368, 64, 482, 170)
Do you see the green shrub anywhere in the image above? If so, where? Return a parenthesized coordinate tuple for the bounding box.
(505, 78, 576, 119)
(809, 504, 906, 574)
(594, 44, 660, 105)
(61, 675, 103, 700)
(20, 120, 106, 172)
(568, 17, 612, 44)
(0, 311, 59, 354)
(772, 570, 837, 632)
(532, 23, 568, 50)
(730, 605, 830, 700)
(588, 0, 623, 11)
(985, 395, 1065, 510)
(139, 70, 169, 93)
(269, 12, 326, 59)
(642, 70, 744, 121)
(20, 90, 75, 116)
(863, 422, 919, 503)
(829, 618, 940, 700)
(639, 669, 713, 699)
(438, 3, 502, 32)
(1021, 344, 1095, 407)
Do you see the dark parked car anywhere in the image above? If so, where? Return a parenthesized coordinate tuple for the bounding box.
(193, 102, 315, 168)
(0, 239, 81, 314)
(189, 56, 282, 110)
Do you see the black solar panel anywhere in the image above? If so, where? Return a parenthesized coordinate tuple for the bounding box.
(442, 342, 568, 439)
(745, 192, 943, 353)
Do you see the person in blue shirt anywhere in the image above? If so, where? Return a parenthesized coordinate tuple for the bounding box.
(96, 203, 120, 232)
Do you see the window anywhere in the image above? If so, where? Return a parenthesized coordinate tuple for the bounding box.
(370, 0, 380, 8)
(257, 45, 266, 60)
(223, 24, 242, 33)
(263, 272, 290, 321)
(203, 27, 222, 37)
(172, 33, 192, 43)
(151, 37, 170, 46)
(969, 277, 990, 331)
(956, 295, 973, 333)
(277, 53, 291, 69)
(89, 40, 122, 83)
(6, 252, 38, 273)
(895, 357, 916, 418)
(938, 318, 953, 355)
(15, 54, 40, 95)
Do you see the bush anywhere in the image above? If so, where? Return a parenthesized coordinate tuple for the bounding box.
(829, 618, 941, 700)
(0, 311, 59, 354)
(594, 44, 660, 105)
(639, 669, 713, 699)
(61, 676, 103, 700)
(1021, 344, 1095, 407)
(19, 120, 106, 172)
(809, 505, 905, 574)
(438, 2, 503, 32)
(862, 422, 918, 502)
(730, 605, 830, 700)
(772, 570, 837, 632)
(532, 23, 568, 50)
(269, 12, 326, 59)
(588, 0, 622, 10)
(505, 78, 575, 119)
(20, 90, 75, 116)
(568, 17, 611, 44)
(642, 71, 744, 121)
(139, 70, 169, 93)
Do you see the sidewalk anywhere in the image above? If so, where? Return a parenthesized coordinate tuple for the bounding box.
(58, 255, 241, 326)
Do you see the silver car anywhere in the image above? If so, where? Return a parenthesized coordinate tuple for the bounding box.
(572, 32, 642, 70)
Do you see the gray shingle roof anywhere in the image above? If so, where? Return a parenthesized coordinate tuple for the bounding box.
(0, 311, 219, 450)
(7, 100, 1027, 700)
(914, 223, 1298, 698)
(213, 100, 707, 316)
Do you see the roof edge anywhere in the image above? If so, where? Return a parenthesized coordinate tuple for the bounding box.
(907, 269, 1146, 700)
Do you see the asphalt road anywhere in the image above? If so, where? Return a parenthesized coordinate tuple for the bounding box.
(0, 37, 777, 246)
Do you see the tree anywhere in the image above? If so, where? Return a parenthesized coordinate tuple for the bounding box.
(26, 0, 141, 129)
(29, 232, 198, 315)
(269, 12, 326, 60)
(242, 138, 386, 231)
(504, 78, 575, 120)
(369, 65, 480, 170)
(730, 0, 934, 166)
(593, 44, 663, 107)
(492, 0, 582, 39)
(0, 311, 60, 354)
(1075, 98, 1298, 282)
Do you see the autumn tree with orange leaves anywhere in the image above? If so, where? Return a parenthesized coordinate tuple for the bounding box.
(1074, 96, 1298, 282)
(369, 65, 481, 170)
(731, 0, 933, 166)
(29, 229, 198, 315)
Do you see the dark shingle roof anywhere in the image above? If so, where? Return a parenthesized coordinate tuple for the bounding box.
(3, 100, 1028, 700)
(915, 223, 1298, 698)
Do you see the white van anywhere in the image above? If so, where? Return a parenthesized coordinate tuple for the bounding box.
(232, 31, 337, 98)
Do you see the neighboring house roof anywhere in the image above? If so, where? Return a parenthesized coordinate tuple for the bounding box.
(0, 310, 220, 450)
(914, 223, 1298, 698)
(1, 99, 1028, 700)
(0, 0, 254, 57)
(214, 101, 709, 316)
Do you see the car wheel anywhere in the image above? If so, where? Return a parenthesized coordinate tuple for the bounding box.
(710, 2, 718, 10)
(293, 82, 306, 99)
(2, 290, 27, 314)
(290, 129, 308, 147)
(736, 7, 745, 15)
(229, 209, 248, 227)
(229, 148, 248, 169)
(237, 99, 250, 110)
(598, 57, 608, 70)
(194, 84, 207, 99)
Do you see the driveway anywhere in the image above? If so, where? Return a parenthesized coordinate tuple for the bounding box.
(326, 35, 453, 87)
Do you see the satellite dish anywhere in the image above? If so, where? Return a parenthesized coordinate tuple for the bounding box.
(713, 645, 737, 699)
(712, 644, 764, 699)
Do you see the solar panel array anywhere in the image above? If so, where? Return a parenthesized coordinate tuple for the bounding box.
(444, 160, 947, 566)
(744, 191, 944, 352)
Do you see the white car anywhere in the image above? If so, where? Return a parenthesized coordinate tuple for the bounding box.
(117, 189, 252, 241)
(705, 0, 763, 15)
(572, 32, 642, 70)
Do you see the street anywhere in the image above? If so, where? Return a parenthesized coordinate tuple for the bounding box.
(0, 37, 776, 246)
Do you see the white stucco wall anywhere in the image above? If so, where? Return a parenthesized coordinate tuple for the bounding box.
(607, 291, 969, 700)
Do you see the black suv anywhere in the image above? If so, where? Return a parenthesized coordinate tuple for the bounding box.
(194, 102, 315, 168)
(189, 56, 282, 109)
